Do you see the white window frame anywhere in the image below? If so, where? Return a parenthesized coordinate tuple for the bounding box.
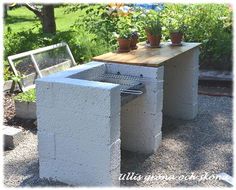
(8, 42, 76, 92)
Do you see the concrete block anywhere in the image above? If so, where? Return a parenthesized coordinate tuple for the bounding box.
(164, 102, 198, 120)
(40, 158, 113, 186)
(41, 61, 106, 80)
(164, 86, 198, 105)
(68, 63, 106, 80)
(39, 137, 121, 186)
(36, 79, 120, 117)
(154, 132, 162, 152)
(15, 101, 36, 119)
(110, 139, 121, 170)
(106, 63, 164, 80)
(4, 126, 23, 149)
(128, 89, 163, 114)
(110, 114, 120, 144)
(38, 132, 55, 159)
(37, 107, 118, 144)
(163, 47, 199, 120)
(111, 166, 120, 186)
(121, 109, 162, 153)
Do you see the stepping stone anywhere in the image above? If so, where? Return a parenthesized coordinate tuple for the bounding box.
(4, 126, 23, 150)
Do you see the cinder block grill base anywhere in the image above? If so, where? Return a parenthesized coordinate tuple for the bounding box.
(36, 61, 164, 186)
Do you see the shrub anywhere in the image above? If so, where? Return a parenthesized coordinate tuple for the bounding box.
(4, 23, 113, 80)
(4, 3, 233, 82)
(160, 4, 232, 70)
(14, 88, 36, 102)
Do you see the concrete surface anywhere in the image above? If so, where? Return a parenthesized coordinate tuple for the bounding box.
(15, 101, 36, 119)
(4, 126, 24, 149)
(4, 95, 232, 187)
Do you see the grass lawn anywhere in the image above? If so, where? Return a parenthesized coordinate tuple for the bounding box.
(4, 6, 78, 33)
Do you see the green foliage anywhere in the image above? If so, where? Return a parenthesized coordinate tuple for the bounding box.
(14, 88, 36, 102)
(160, 5, 186, 34)
(4, 3, 233, 82)
(145, 11, 162, 35)
(70, 4, 118, 49)
(160, 4, 232, 70)
(115, 17, 133, 39)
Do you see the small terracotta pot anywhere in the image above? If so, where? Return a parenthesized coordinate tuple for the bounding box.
(147, 33, 161, 47)
(130, 35, 138, 50)
(118, 38, 131, 52)
(170, 32, 183, 44)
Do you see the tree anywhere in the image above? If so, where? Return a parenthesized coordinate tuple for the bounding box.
(25, 4, 56, 34)
(4, 4, 8, 18)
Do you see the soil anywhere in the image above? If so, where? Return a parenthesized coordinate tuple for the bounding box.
(4, 93, 36, 130)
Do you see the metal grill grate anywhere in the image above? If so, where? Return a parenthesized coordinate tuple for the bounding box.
(91, 73, 142, 92)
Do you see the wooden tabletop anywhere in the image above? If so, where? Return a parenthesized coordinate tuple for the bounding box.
(93, 42, 201, 67)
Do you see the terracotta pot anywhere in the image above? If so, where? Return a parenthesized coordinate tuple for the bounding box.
(170, 32, 183, 44)
(118, 38, 131, 52)
(130, 35, 138, 50)
(147, 33, 161, 47)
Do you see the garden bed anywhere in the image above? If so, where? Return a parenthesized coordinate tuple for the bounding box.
(14, 89, 36, 119)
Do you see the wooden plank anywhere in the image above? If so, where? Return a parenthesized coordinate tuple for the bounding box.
(93, 42, 201, 67)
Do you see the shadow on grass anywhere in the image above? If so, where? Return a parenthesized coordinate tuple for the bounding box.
(5, 15, 37, 25)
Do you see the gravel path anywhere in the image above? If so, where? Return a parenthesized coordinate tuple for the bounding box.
(4, 95, 233, 187)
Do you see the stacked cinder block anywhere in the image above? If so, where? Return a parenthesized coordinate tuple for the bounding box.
(163, 48, 200, 120)
(36, 62, 121, 186)
(106, 63, 164, 154)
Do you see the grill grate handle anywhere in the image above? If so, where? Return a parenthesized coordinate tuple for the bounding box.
(121, 89, 143, 95)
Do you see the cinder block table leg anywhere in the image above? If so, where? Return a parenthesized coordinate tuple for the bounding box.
(36, 78, 121, 186)
(163, 48, 200, 120)
(107, 63, 164, 154)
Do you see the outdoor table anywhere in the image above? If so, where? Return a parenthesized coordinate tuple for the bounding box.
(93, 42, 201, 120)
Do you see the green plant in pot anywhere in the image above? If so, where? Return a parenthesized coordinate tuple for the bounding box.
(167, 18, 187, 45)
(145, 15, 162, 47)
(130, 30, 139, 50)
(114, 17, 132, 52)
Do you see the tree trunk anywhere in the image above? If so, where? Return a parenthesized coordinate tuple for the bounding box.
(4, 4, 8, 18)
(25, 4, 56, 34)
(42, 5, 56, 34)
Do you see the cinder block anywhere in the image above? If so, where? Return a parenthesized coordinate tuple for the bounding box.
(163, 47, 199, 120)
(169, 49, 199, 71)
(38, 132, 55, 159)
(110, 139, 121, 170)
(154, 132, 162, 152)
(110, 166, 120, 186)
(128, 89, 163, 114)
(40, 158, 113, 186)
(110, 114, 120, 144)
(37, 106, 118, 145)
(69, 63, 106, 80)
(106, 63, 164, 80)
(15, 101, 36, 119)
(164, 102, 198, 120)
(36, 79, 120, 117)
(42, 61, 106, 80)
(164, 85, 198, 106)
(121, 109, 162, 153)
(4, 126, 23, 149)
